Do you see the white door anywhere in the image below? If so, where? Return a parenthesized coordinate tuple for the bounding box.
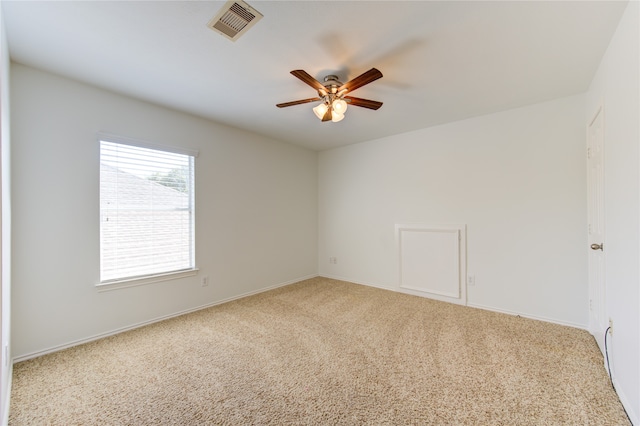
(587, 106, 606, 352)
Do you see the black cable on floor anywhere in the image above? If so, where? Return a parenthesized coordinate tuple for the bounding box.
(604, 326, 634, 425)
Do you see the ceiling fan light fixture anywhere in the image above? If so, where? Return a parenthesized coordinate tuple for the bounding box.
(313, 103, 328, 120)
(332, 98, 348, 114)
(331, 111, 345, 122)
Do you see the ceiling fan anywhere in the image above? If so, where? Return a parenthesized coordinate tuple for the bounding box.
(276, 68, 383, 122)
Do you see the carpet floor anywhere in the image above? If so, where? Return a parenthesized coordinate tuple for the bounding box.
(9, 277, 630, 425)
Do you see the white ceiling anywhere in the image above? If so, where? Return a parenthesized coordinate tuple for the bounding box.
(2, 0, 628, 150)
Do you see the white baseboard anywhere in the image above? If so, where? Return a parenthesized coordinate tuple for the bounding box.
(612, 375, 638, 426)
(13, 274, 318, 363)
(466, 302, 588, 330)
(319, 274, 394, 292)
(320, 274, 587, 330)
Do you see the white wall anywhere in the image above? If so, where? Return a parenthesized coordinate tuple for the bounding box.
(319, 94, 587, 327)
(0, 3, 11, 424)
(586, 1, 639, 423)
(10, 64, 318, 359)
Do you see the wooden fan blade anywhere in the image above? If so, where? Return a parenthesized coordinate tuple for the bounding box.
(322, 107, 333, 122)
(344, 96, 383, 110)
(337, 68, 383, 94)
(290, 70, 327, 93)
(276, 97, 322, 108)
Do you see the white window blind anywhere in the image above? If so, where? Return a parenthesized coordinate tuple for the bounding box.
(100, 139, 195, 283)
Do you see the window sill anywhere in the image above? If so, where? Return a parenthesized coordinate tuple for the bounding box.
(96, 268, 199, 292)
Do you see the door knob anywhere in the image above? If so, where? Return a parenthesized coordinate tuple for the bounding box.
(590, 243, 603, 251)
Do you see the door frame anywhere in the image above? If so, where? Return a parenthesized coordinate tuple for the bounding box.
(587, 104, 607, 353)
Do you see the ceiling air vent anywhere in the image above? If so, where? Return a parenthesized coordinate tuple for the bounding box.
(207, 0, 263, 41)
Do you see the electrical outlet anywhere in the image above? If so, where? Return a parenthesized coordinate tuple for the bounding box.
(329, 257, 338, 264)
(201, 276, 209, 287)
(467, 275, 475, 286)
(608, 318, 613, 333)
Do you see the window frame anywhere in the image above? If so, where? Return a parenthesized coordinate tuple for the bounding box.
(97, 133, 199, 291)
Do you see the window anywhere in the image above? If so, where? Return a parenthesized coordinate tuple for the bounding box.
(99, 136, 196, 284)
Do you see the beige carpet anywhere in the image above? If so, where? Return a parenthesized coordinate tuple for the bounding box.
(9, 277, 630, 425)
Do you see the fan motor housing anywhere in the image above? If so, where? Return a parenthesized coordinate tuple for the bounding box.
(320, 75, 343, 95)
